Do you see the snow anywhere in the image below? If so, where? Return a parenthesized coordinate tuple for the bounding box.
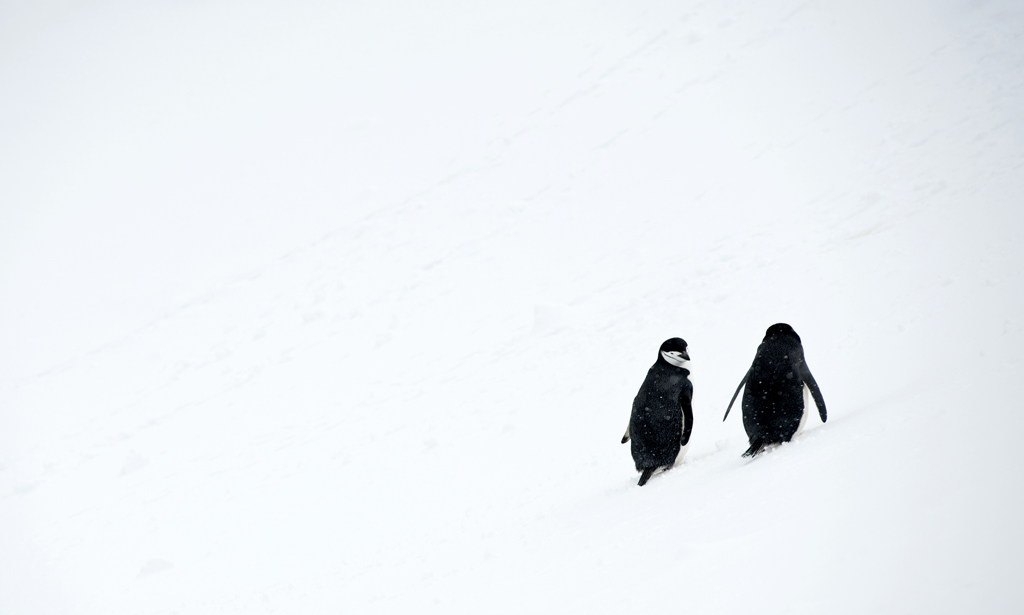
(1, 0, 1023, 612)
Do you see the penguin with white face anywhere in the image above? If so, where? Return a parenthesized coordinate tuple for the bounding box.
(723, 323, 826, 457)
(621, 338, 694, 486)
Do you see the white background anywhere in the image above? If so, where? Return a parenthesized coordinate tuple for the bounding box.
(2, 0, 1022, 612)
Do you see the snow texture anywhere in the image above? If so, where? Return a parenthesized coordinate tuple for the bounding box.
(1, 0, 1023, 613)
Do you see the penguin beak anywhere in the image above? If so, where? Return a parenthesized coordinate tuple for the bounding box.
(681, 350, 690, 361)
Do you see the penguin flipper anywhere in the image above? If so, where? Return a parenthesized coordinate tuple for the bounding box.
(723, 370, 749, 421)
(621, 421, 630, 444)
(800, 362, 827, 422)
(679, 391, 694, 447)
(638, 468, 656, 486)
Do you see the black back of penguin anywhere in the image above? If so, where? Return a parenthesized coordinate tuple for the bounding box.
(723, 324, 826, 457)
(623, 338, 694, 485)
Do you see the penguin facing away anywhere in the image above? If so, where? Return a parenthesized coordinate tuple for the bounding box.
(723, 323, 826, 457)
(621, 338, 694, 486)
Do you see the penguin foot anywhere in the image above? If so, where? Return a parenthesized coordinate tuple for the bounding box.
(638, 467, 656, 486)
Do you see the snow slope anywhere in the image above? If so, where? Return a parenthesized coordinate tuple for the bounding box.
(2, 0, 1023, 612)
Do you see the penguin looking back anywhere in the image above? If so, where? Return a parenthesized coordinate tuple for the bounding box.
(723, 323, 826, 457)
(621, 338, 694, 486)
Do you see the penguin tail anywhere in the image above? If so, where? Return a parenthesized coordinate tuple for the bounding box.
(742, 438, 766, 458)
(638, 468, 656, 486)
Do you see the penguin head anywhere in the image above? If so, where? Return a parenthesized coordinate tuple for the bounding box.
(764, 323, 800, 342)
(658, 337, 690, 369)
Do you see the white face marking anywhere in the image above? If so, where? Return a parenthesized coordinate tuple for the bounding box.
(661, 351, 690, 369)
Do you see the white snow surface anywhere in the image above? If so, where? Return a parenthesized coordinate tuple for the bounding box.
(2, 0, 1023, 612)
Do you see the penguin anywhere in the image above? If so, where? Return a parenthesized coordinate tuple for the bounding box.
(723, 323, 826, 457)
(621, 338, 694, 486)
